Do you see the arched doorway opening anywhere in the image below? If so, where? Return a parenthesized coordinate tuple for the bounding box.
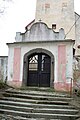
(28, 53, 51, 87)
(23, 48, 54, 87)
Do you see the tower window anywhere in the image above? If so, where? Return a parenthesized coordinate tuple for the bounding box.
(45, 3, 50, 8)
(62, 3, 67, 8)
(73, 48, 75, 56)
(52, 24, 56, 29)
(77, 45, 80, 49)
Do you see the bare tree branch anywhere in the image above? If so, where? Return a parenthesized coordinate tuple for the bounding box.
(0, 0, 13, 16)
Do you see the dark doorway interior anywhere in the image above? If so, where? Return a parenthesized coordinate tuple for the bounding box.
(27, 53, 51, 87)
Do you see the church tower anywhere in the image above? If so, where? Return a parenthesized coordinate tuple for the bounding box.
(35, 0, 75, 40)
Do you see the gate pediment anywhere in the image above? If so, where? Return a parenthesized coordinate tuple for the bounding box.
(16, 22, 65, 42)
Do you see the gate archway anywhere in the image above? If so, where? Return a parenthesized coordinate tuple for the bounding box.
(28, 53, 51, 87)
(23, 48, 54, 87)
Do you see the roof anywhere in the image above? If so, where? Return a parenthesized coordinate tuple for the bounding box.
(7, 39, 75, 45)
(25, 19, 35, 30)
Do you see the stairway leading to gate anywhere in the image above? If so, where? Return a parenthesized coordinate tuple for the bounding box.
(0, 87, 80, 120)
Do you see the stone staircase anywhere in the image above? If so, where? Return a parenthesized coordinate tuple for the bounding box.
(0, 87, 80, 120)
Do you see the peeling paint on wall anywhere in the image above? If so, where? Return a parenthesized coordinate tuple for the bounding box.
(58, 45, 66, 82)
(13, 48, 21, 82)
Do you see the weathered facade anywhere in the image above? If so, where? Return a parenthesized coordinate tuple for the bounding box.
(35, 0, 75, 40)
(7, 0, 80, 91)
(7, 22, 74, 91)
(75, 13, 80, 55)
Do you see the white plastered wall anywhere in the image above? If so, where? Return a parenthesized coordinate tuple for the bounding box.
(7, 41, 73, 86)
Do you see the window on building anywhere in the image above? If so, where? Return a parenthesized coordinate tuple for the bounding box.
(29, 55, 38, 71)
(52, 24, 56, 29)
(77, 45, 80, 49)
(73, 48, 75, 56)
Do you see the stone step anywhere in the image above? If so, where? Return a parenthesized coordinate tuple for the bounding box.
(5, 89, 69, 97)
(0, 97, 71, 105)
(0, 100, 74, 109)
(3, 92, 72, 102)
(0, 104, 78, 115)
(0, 109, 79, 120)
(0, 88, 79, 119)
(9, 87, 55, 92)
(0, 114, 61, 120)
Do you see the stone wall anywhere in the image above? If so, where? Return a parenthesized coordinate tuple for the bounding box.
(35, 0, 75, 40)
(0, 56, 8, 82)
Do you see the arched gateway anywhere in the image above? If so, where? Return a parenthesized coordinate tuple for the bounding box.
(23, 48, 54, 87)
(7, 0, 75, 91)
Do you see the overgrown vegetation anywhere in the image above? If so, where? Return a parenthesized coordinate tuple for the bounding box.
(0, 0, 13, 16)
(73, 57, 80, 96)
(73, 70, 80, 82)
(76, 90, 80, 97)
(0, 80, 8, 89)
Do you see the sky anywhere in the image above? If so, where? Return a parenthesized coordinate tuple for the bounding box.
(0, 0, 80, 56)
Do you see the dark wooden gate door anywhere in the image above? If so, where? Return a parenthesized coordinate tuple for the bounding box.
(27, 53, 51, 87)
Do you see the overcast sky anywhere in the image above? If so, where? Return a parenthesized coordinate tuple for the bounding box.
(0, 0, 80, 56)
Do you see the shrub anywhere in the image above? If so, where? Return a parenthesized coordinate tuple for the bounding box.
(0, 80, 8, 89)
(77, 90, 80, 97)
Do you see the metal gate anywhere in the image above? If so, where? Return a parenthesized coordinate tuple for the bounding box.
(27, 53, 51, 87)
